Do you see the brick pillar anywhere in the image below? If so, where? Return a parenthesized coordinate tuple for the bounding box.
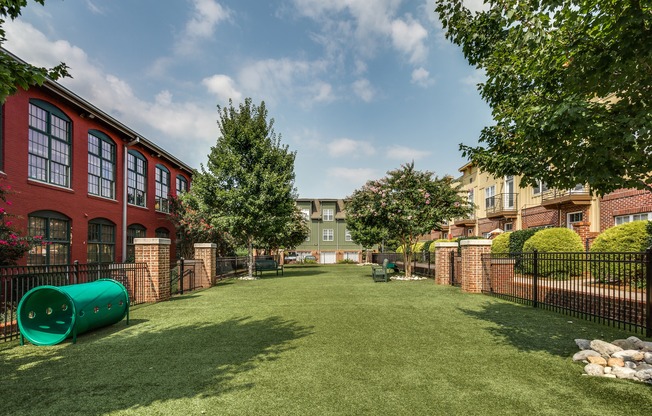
(194, 243, 217, 287)
(460, 239, 493, 293)
(434, 242, 458, 285)
(134, 238, 171, 302)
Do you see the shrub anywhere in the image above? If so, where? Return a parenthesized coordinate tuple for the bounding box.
(520, 228, 584, 279)
(589, 221, 651, 286)
(508, 228, 540, 254)
(337, 259, 357, 264)
(491, 232, 511, 255)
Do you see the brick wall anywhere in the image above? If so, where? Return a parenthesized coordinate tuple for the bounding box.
(599, 189, 652, 232)
(434, 243, 457, 285)
(521, 206, 558, 228)
(460, 239, 492, 293)
(135, 238, 171, 302)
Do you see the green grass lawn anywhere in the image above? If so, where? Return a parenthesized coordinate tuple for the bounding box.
(1, 264, 651, 415)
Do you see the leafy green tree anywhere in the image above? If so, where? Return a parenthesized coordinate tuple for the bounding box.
(169, 193, 235, 259)
(1, 1, 70, 103)
(191, 98, 298, 278)
(346, 163, 471, 277)
(435, 0, 652, 194)
(254, 207, 309, 254)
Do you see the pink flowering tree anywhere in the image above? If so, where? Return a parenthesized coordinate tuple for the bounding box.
(346, 163, 472, 278)
(0, 183, 45, 266)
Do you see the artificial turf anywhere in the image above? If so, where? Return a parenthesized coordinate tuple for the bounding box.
(1, 264, 651, 415)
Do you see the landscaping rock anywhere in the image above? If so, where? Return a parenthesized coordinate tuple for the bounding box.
(590, 340, 623, 357)
(575, 337, 652, 384)
(573, 350, 600, 362)
(607, 357, 624, 367)
(611, 366, 637, 380)
(575, 339, 591, 350)
(612, 350, 645, 362)
(584, 363, 605, 376)
(587, 356, 607, 366)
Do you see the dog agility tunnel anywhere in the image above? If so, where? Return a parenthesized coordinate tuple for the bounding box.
(17, 279, 129, 346)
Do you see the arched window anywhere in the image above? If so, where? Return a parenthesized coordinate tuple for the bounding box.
(28, 99, 71, 187)
(155, 164, 170, 213)
(127, 150, 147, 207)
(88, 130, 116, 199)
(176, 174, 188, 194)
(155, 227, 170, 239)
(27, 211, 70, 265)
(126, 224, 146, 262)
(87, 218, 116, 263)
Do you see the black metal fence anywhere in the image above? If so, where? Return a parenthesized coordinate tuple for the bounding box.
(216, 256, 248, 279)
(1, 262, 148, 342)
(481, 249, 651, 336)
(170, 259, 199, 295)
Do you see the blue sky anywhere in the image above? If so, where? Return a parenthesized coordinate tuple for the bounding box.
(6, 0, 492, 198)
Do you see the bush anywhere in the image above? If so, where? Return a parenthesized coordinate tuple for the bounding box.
(508, 228, 540, 254)
(337, 259, 358, 264)
(491, 232, 511, 255)
(520, 228, 584, 279)
(589, 221, 651, 286)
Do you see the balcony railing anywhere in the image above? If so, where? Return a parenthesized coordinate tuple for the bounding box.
(485, 193, 518, 219)
(453, 209, 476, 226)
(541, 185, 591, 208)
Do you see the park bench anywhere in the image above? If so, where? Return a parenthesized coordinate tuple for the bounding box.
(255, 259, 284, 277)
(371, 259, 390, 282)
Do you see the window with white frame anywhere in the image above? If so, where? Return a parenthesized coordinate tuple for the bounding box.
(345, 229, 352, 241)
(614, 212, 652, 226)
(301, 208, 310, 220)
(567, 211, 583, 229)
(485, 186, 495, 209)
(323, 229, 334, 241)
(323, 208, 334, 221)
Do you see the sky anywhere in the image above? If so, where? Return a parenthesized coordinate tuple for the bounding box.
(6, 0, 492, 199)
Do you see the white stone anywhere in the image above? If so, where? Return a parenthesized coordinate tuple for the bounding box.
(612, 350, 645, 362)
(573, 350, 601, 362)
(575, 339, 591, 350)
(584, 363, 605, 376)
(590, 339, 623, 357)
(611, 366, 637, 380)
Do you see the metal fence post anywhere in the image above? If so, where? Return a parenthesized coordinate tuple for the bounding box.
(532, 250, 538, 309)
(646, 247, 651, 338)
(73, 260, 79, 285)
(179, 258, 185, 296)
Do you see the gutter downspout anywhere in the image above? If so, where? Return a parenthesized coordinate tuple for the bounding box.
(123, 137, 140, 261)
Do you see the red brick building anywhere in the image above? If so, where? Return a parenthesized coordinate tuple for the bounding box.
(1, 72, 193, 265)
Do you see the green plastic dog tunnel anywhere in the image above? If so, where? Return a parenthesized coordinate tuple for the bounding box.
(17, 279, 129, 346)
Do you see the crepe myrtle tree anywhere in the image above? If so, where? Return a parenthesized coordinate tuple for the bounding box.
(0, 1, 70, 103)
(435, 0, 652, 195)
(191, 98, 298, 278)
(346, 163, 472, 278)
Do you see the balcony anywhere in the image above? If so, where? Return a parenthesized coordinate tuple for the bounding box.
(540, 186, 591, 208)
(453, 211, 476, 227)
(485, 193, 518, 219)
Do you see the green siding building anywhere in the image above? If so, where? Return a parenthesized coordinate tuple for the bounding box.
(295, 198, 366, 264)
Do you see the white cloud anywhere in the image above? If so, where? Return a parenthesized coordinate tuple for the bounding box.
(85, 0, 106, 15)
(386, 145, 431, 161)
(311, 82, 335, 104)
(411, 67, 434, 87)
(461, 68, 486, 90)
(175, 0, 230, 54)
(463, 0, 491, 14)
(329, 167, 378, 188)
(352, 78, 375, 102)
(390, 17, 428, 64)
(202, 74, 243, 103)
(328, 138, 375, 158)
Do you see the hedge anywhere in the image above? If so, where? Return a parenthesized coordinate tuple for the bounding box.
(490, 232, 511, 256)
(520, 228, 584, 279)
(589, 221, 651, 286)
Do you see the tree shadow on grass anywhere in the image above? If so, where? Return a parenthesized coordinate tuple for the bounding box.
(0, 315, 313, 416)
(457, 299, 643, 358)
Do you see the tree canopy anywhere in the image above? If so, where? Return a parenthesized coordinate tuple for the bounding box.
(435, 0, 652, 195)
(346, 163, 471, 277)
(1, 1, 70, 103)
(191, 98, 299, 278)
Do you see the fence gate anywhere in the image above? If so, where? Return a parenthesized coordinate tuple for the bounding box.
(170, 259, 196, 295)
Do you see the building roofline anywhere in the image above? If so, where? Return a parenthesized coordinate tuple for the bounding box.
(5, 48, 195, 174)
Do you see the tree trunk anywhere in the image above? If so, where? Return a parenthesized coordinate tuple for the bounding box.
(247, 238, 254, 279)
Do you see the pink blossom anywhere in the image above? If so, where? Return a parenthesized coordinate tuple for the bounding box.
(6, 200, 12, 205)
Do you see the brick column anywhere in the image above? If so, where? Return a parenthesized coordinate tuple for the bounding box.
(194, 243, 217, 287)
(434, 242, 458, 285)
(460, 239, 493, 293)
(134, 238, 171, 302)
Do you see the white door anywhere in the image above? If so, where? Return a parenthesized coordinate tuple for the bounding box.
(320, 252, 336, 264)
(504, 176, 514, 209)
(344, 251, 359, 262)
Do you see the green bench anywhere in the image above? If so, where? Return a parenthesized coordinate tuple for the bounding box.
(371, 259, 390, 282)
(255, 259, 284, 277)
